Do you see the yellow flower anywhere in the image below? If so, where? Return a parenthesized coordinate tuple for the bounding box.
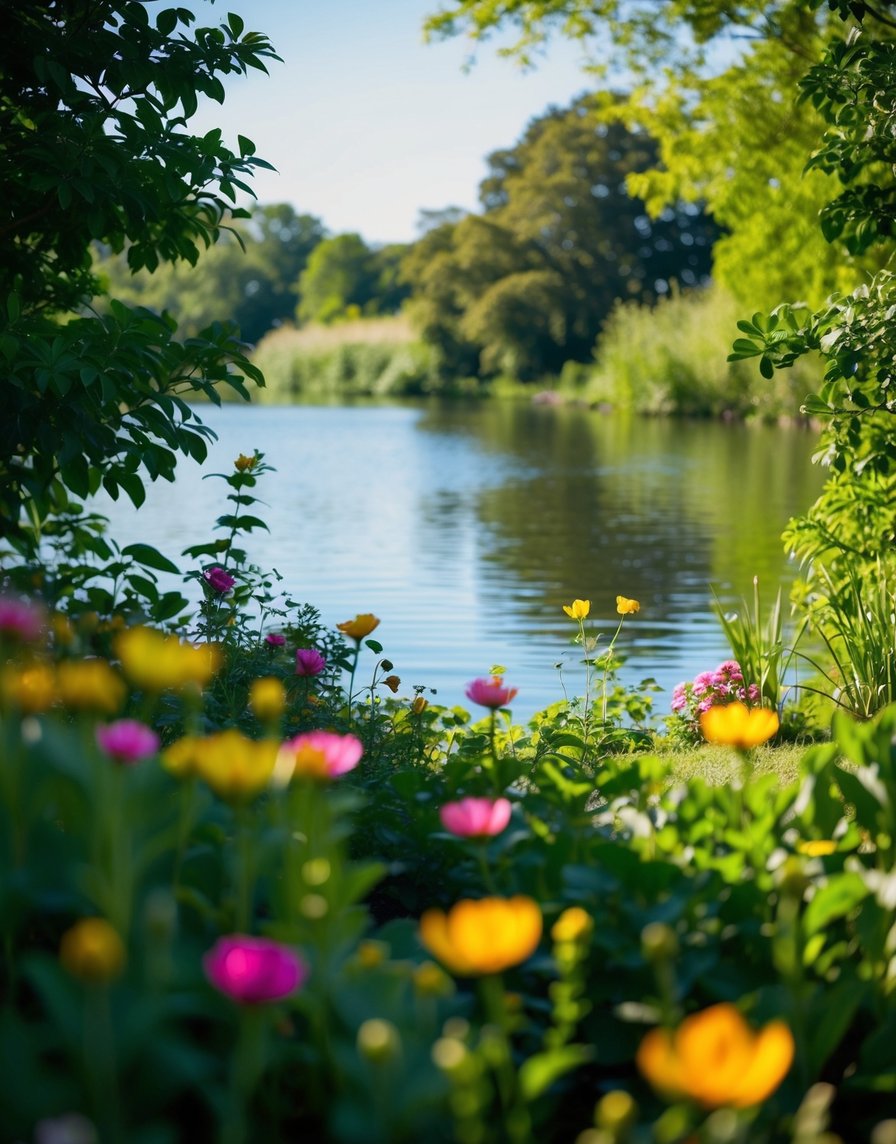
(161, 735, 204, 779)
(192, 728, 278, 803)
(337, 613, 380, 642)
(56, 658, 126, 714)
(234, 453, 257, 472)
(0, 663, 56, 713)
(616, 596, 640, 615)
(637, 1003, 794, 1109)
(59, 918, 126, 983)
(551, 906, 593, 944)
(250, 677, 286, 721)
(797, 839, 838, 858)
(700, 702, 779, 748)
(116, 627, 220, 692)
(419, 896, 542, 976)
(411, 695, 428, 715)
(563, 599, 591, 621)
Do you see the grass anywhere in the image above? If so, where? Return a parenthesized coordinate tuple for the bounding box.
(656, 742, 807, 785)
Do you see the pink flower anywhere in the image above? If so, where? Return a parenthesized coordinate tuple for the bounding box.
(747, 683, 761, 702)
(691, 671, 715, 697)
(204, 935, 307, 1005)
(203, 566, 235, 594)
(465, 676, 518, 709)
(671, 683, 689, 714)
(697, 697, 715, 713)
(440, 797, 512, 838)
(295, 648, 327, 676)
(264, 633, 286, 648)
(0, 597, 44, 642)
(283, 730, 363, 780)
(95, 719, 159, 765)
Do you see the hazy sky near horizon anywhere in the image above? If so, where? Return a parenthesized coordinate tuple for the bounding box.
(189, 0, 594, 244)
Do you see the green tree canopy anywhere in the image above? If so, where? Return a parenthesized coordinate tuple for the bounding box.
(297, 233, 410, 325)
(402, 96, 717, 379)
(1, 1, 277, 552)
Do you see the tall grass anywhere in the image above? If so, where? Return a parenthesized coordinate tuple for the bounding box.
(586, 285, 822, 418)
(252, 315, 440, 401)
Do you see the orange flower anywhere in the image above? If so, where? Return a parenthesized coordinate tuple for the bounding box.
(337, 613, 380, 642)
(637, 1003, 794, 1109)
(699, 701, 779, 748)
(616, 596, 640, 615)
(419, 896, 542, 976)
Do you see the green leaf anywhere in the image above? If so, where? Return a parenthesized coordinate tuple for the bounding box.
(803, 872, 868, 936)
(122, 543, 181, 574)
(759, 355, 775, 379)
(519, 1045, 593, 1101)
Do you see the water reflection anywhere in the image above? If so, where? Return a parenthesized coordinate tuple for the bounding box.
(96, 400, 825, 721)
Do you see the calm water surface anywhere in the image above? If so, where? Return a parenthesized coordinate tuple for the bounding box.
(98, 401, 825, 722)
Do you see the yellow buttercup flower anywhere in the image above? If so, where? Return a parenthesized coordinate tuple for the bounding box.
(551, 906, 593, 944)
(563, 599, 591, 621)
(797, 839, 838, 858)
(161, 735, 204, 779)
(192, 728, 278, 803)
(700, 701, 779, 748)
(0, 663, 56, 713)
(116, 627, 220, 692)
(637, 1002, 794, 1109)
(337, 613, 380, 642)
(56, 658, 126, 714)
(616, 596, 640, 615)
(419, 896, 542, 976)
(59, 918, 126, 984)
(234, 453, 257, 472)
(250, 677, 286, 721)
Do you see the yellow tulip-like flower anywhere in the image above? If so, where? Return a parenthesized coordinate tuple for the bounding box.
(56, 658, 126, 714)
(250, 677, 286, 721)
(699, 701, 779, 748)
(116, 627, 220, 692)
(0, 663, 57, 713)
(234, 453, 257, 472)
(616, 596, 640, 615)
(337, 613, 380, 642)
(59, 918, 126, 983)
(419, 896, 542, 976)
(563, 599, 591, 621)
(637, 1003, 794, 1109)
(161, 735, 204, 779)
(192, 728, 278, 803)
(551, 906, 593, 944)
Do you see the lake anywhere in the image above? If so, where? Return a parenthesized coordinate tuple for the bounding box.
(97, 400, 825, 723)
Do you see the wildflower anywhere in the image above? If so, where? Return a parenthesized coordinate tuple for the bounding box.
(337, 613, 380, 642)
(439, 797, 512, 839)
(0, 663, 56, 713)
(411, 695, 428, 715)
(60, 918, 126, 983)
(616, 596, 640, 615)
(700, 701, 779, 748)
(382, 673, 401, 693)
(264, 632, 286, 648)
(234, 453, 257, 472)
(0, 596, 45, 642)
(193, 729, 278, 802)
(250, 677, 286, 721)
(161, 735, 204, 779)
(204, 935, 307, 1004)
(419, 896, 542, 976)
(95, 719, 159, 765)
(551, 906, 593, 944)
(295, 647, 327, 676)
(203, 565, 236, 595)
(797, 839, 838, 858)
(282, 730, 363, 781)
(57, 659, 126, 715)
(465, 676, 518, 709)
(116, 627, 220, 691)
(636, 1002, 794, 1108)
(563, 599, 591, 620)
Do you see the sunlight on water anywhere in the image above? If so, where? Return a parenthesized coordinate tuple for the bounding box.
(96, 400, 825, 723)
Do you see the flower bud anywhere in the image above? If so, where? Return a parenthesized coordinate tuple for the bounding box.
(60, 918, 125, 983)
(357, 1018, 400, 1063)
(641, 921, 678, 962)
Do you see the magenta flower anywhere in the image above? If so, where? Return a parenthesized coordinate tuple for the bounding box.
(264, 633, 286, 648)
(295, 647, 327, 677)
(691, 671, 715, 697)
(203, 566, 236, 594)
(440, 797, 512, 838)
(0, 597, 44, 642)
(204, 935, 307, 1005)
(282, 729, 363, 780)
(465, 676, 518, 709)
(95, 719, 159, 765)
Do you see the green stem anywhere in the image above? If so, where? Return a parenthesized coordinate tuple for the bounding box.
(222, 1006, 268, 1144)
(478, 974, 531, 1144)
(84, 986, 123, 1144)
(235, 805, 255, 931)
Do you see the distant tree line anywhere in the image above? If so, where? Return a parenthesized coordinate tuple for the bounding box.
(93, 94, 720, 382)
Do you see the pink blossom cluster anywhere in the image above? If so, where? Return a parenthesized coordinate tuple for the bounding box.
(670, 660, 760, 740)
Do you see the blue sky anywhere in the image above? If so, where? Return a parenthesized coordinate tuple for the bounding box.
(189, 0, 594, 244)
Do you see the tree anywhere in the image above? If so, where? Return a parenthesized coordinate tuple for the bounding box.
(96, 204, 328, 344)
(0, 1, 278, 552)
(402, 97, 717, 380)
(297, 233, 410, 324)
